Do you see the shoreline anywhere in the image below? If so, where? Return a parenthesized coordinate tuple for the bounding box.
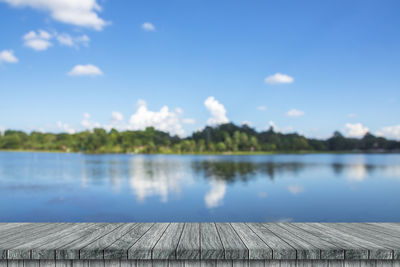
(1, 149, 399, 156)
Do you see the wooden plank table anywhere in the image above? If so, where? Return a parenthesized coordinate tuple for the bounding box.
(0, 223, 399, 266)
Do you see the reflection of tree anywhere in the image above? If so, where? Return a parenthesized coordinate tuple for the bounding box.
(191, 160, 307, 183)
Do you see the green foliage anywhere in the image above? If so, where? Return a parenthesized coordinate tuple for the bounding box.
(1, 123, 399, 153)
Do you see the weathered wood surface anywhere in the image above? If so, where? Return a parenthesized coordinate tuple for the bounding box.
(0, 224, 399, 261)
(0, 260, 399, 267)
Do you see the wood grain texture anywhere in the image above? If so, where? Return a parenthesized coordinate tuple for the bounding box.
(128, 223, 169, 260)
(152, 223, 184, 260)
(104, 223, 153, 260)
(0, 223, 399, 262)
(263, 224, 319, 260)
(246, 223, 296, 260)
(201, 223, 224, 260)
(216, 223, 248, 260)
(176, 223, 200, 260)
(230, 223, 272, 260)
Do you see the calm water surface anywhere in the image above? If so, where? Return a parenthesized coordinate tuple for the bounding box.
(0, 152, 399, 222)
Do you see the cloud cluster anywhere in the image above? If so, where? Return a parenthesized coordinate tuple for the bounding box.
(265, 73, 294, 84)
(345, 123, 369, 138)
(0, 50, 18, 63)
(56, 121, 75, 134)
(56, 33, 90, 48)
(23, 30, 90, 51)
(287, 108, 305, 117)
(23, 30, 52, 51)
(129, 100, 185, 136)
(288, 185, 304, 195)
(376, 125, 400, 140)
(204, 96, 229, 125)
(141, 22, 156, 32)
(2, 0, 108, 30)
(68, 64, 103, 76)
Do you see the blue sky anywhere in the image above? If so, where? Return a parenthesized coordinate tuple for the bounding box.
(0, 0, 400, 139)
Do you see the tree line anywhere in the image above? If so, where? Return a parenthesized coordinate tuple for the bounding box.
(1, 123, 399, 153)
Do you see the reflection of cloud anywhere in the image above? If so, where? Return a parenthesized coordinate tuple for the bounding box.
(258, 192, 267, 198)
(205, 179, 226, 208)
(288, 185, 304, 195)
(129, 156, 189, 202)
(347, 164, 367, 182)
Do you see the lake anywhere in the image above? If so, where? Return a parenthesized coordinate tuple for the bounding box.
(0, 152, 399, 222)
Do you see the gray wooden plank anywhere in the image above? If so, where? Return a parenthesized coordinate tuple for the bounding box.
(297, 260, 313, 267)
(320, 224, 392, 259)
(0, 224, 58, 246)
(0, 224, 40, 239)
(361, 224, 400, 239)
(0, 260, 6, 267)
(264, 260, 280, 267)
(293, 223, 369, 260)
(151, 260, 168, 267)
(176, 223, 200, 260)
(56, 224, 123, 260)
(169, 260, 185, 266)
(246, 223, 296, 260)
(79, 223, 137, 260)
(215, 223, 248, 260)
(55, 260, 73, 267)
(200, 223, 224, 260)
(185, 260, 201, 267)
(120, 260, 136, 267)
(334, 224, 400, 259)
(127, 223, 169, 260)
(230, 223, 272, 260)
(104, 223, 154, 260)
(277, 224, 344, 260)
(7, 260, 24, 267)
(329, 260, 344, 267)
(40, 260, 56, 267)
(135, 260, 151, 267)
(24, 260, 40, 267)
(279, 260, 296, 267)
(360, 260, 377, 267)
(201, 260, 217, 267)
(263, 223, 319, 260)
(216, 260, 232, 267)
(32, 224, 106, 260)
(4, 224, 73, 259)
(232, 260, 248, 267)
(375, 261, 392, 267)
(249, 260, 265, 267)
(152, 223, 185, 260)
(8, 224, 91, 260)
(71, 260, 89, 267)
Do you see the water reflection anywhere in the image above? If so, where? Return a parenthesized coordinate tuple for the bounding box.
(128, 156, 190, 202)
(2, 152, 400, 221)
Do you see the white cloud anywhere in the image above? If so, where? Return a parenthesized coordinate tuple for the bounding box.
(182, 118, 196, 124)
(348, 113, 357, 118)
(264, 73, 294, 84)
(287, 109, 305, 117)
(129, 100, 185, 136)
(242, 121, 252, 126)
(56, 121, 75, 134)
(204, 96, 229, 125)
(376, 125, 400, 140)
(257, 105, 267, 111)
(205, 179, 226, 208)
(288, 185, 304, 195)
(267, 121, 293, 133)
(57, 33, 90, 48)
(81, 113, 100, 130)
(23, 30, 52, 51)
(111, 111, 123, 122)
(345, 123, 369, 138)
(68, 64, 103, 76)
(2, 0, 108, 30)
(142, 22, 156, 32)
(0, 50, 18, 63)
